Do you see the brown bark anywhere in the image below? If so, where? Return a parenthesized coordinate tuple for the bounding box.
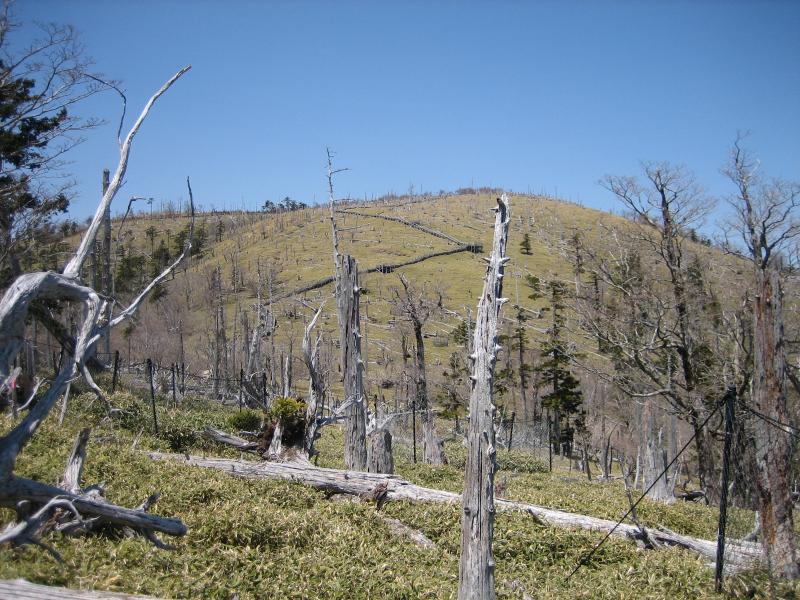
(751, 268, 799, 578)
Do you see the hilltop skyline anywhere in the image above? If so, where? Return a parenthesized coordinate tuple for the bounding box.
(13, 0, 800, 225)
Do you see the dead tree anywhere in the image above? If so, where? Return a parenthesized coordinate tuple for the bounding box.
(367, 428, 394, 474)
(150, 448, 762, 572)
(0, 67, 192, 552)
(578, 165, 726, 502)
(328, 149, 367, 471)
(726, 139, 800, 579)
(302, 302, 326, 458)
(391, 274, 446, 465)
(459, 195, 510, 600)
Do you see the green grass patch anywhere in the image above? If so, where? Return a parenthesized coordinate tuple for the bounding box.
(0, 391, 783, 598)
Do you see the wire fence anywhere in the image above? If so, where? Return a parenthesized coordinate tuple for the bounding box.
(7, 341, 798, 590)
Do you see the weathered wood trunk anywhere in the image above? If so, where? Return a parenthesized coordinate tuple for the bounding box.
(412, 323, 445, 466)
(692, 403, 720, 504)
(642, 402, 674, 502)
(148, 450, 762, 572)
(459, 195, 510, 600)
(336, 254, 367, 471)
(751, 267, 799, 578)
(302, 304, 325, 458)
(367, 428, 394, 474)
(0, 578, 159, 598)
(100, 168, 112, 359)
(0, 68, 192, 554)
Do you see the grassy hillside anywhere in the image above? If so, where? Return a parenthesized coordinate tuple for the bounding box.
(104, 193, 641, 389)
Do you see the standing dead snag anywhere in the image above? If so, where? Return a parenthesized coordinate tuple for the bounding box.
(0, 67, 192, 553)
(302, 302, 326, 458)
(459, 195, 510, 600)
(328, 149, 367, 471)
(726, 139, 800, 579)
(335, 253, 368, 470)
(750, 269, 799, 578)
(367, 428, 394, 474)
(391, 274, 446, 465)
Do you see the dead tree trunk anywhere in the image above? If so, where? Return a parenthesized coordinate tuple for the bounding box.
(149, 449, 762, 572)
(392, 274, 446, 465)
(751, 267, 799, 578)
(367, 428, 394, 474)
(459, 195, 510, 600)
(0, 68, 192, 552)
(336, 254, 368, 471)
(412, 308, 445, 466)
(328, 150, 367, 471)
(302, 303, 326, 458)
(642, 401, 674, 502)
(100, 168, 111, 359)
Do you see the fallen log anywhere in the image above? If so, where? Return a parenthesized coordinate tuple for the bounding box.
(201, 428, 259, 452)
(0, 579, 158, 599)
(147, 451, 762, 571)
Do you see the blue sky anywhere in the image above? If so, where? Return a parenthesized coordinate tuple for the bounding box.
(14, 0, 800, 223)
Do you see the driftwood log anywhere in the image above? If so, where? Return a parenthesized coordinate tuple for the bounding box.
(459, 195, 510, 600)
(146, 451, 762, 572)
(202, 428, 259, 452)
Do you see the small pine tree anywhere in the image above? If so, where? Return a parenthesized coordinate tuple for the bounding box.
(520, 232, 532, 255)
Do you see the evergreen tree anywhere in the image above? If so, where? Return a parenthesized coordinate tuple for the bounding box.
(0, 14, 99, 287)
(536, 280, 583, 456)
(520, 232, 532, 255)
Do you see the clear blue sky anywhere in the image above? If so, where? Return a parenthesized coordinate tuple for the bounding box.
(14, 0, 800, 222)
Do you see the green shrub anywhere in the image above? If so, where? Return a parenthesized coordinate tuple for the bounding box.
(159, 422, 198, 452)
(267, 396, 306, 421)
(227, 408, 262, 432)
(497, 449, 548, 474)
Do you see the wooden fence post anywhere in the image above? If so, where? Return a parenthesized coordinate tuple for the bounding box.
(412, 399, 417, 464)
(715, 387, 736, 592)
(147, 358, 158, 435)
(239, 368, 244, 411)
(111, 350, 119, 394)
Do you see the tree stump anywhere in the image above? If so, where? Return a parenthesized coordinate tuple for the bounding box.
(367, 428, 394, 474)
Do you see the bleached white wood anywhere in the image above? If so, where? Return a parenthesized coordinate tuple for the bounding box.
(458, 195, 510, 600)
(148, 450, 761, 571)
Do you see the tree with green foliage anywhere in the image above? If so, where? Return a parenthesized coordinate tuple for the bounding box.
(511, 307, 532, 422)
(174, 219, 207, 257)
(145, 225, 158, 256)
(536, 280, 583, 456)
(115, 246, 145, 293)
(0, 8, 101, 287)
(520, 232, 532, 255)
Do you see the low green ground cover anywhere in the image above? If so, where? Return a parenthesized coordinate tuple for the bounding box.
(0, 389, 795, 599)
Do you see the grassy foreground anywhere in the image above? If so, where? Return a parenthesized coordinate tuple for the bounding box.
(0, 388, 796, 599)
